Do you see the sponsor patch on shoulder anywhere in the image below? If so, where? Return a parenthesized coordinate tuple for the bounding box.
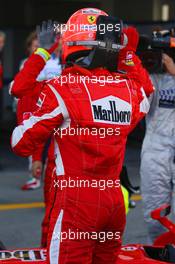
(36, 92, 46, 108)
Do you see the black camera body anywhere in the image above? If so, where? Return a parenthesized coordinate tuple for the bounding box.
(137, 29, 175, 73)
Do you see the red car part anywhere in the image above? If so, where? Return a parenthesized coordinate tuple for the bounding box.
(0, 205, 174, 263)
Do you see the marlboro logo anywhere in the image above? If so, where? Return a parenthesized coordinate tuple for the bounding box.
(92, 96, 131, 125)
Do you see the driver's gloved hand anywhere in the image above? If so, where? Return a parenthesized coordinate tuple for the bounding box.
(36, 20, 58, 51)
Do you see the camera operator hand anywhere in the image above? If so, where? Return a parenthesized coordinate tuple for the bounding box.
(162, 53, 175, 75)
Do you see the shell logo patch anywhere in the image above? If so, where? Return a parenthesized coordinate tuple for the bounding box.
(125, 60, 134, 66)
(87, 15, 96, 24)
(125, 52, 134, 66)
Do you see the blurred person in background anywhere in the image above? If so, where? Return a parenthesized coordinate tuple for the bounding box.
(141, 50, 175, 243)
(11, 30, 61, 191)
(19, 31, 39, 69)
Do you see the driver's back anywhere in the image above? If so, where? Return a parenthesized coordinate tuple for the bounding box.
(48, 67, 145, 180)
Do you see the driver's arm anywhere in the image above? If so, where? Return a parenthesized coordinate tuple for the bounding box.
(11, 83, 64, 157)
(119, 26, 155, 97)
(9, 49, 50, 98)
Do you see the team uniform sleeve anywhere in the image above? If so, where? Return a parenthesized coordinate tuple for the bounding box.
(9, 49, 50, 98)
(119, 52, 155, 97)
(32, 144, 45, 162)
(11, 84, 64, 157)
(136, 59, 155, 97)
(119, 52, 155, 130)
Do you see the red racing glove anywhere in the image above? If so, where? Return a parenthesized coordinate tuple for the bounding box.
(119, 26, 140, 71)
(122, 26, 139, 53)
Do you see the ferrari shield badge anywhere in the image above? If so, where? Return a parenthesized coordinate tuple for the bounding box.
(87, 15, 96, 24)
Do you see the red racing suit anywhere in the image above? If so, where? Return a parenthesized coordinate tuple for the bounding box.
(11, 61, 153, 263)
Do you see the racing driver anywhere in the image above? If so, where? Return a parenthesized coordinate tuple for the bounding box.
(11, 8, 154, 263)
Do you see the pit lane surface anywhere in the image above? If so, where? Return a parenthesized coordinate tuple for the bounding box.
(0, 134, 147, 249)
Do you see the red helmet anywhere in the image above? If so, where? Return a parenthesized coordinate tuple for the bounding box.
(61, 8, 108, 63)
